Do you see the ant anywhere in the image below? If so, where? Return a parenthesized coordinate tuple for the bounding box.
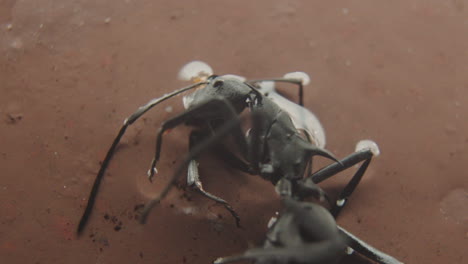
(77, 61, 379, 237)
(215, 197, 349, 264)
(76, 61, 403, 263)
(214, 197, 404, 264)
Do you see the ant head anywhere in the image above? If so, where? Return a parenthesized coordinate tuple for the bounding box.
(178, 61, 257, 111)
(182, 75, 252, 110)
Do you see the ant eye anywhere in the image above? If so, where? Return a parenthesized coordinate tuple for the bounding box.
(213, 80, 224, 88)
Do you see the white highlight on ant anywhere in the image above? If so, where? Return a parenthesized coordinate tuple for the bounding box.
(267, 212, 279, 228)
(355, 140, 380, 157)
(257, 77, 326, 148)
(147, 167, 158, 177)
(336, 198, 346, 207)
(283, 71, 311, 85)
(261, 163, 274, 174)
(220, 74, 246, 82)
(182, 95, 194, 110)
(178, 60, 213, 82)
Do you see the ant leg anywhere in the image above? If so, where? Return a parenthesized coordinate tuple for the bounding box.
(330, 158, 371, 218)
(148, 99, 247, 181)
(338, 226, 404, 264)
(187, 131, 241, 227)
(275, 178, 293, 197)
(214, 144, 251, 174)
(309, 150, 374, 218)
(311, 150, 373, 183)
(139, 100, 244, 224)
(76, 82, 205, 235)
(247, 78, 304, 105)
(295, 178, 330, 204)
(147, 98, 248, 181)
(244, 106, 272, 174)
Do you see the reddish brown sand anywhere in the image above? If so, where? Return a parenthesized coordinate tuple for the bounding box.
(1, 1, 467, 263)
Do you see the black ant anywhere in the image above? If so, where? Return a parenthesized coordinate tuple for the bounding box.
(78, 61, 379, 236)
(76, 61, 402, 263)
(214, 197, 404, 264)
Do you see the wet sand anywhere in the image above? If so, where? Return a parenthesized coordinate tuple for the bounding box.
(1, 1, 467, 263)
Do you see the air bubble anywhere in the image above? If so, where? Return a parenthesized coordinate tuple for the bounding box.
(10, 38, 23, 49)
(283, 72, 310, 85)
(180, 207, 197, 215)
(355, 140, 380, 156)
(440, 188, 468, 224)
(336, 199, 345, 206)
(178, 61, 213, 82)
(258, 81, 276, 94)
